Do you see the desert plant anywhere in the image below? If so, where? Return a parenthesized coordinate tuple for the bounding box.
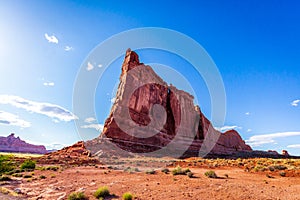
(161, 168, 170, 174)
(12, 173, 23, 177)
(0, 155, 15, 174)
(0, 175, 12, 181)
(94, 186, 110, 199)
(187, 172, 194, 178)
(273, 165, 287, 170)
(20, 160, 36, 171)
(279, 171, 286, 177)
(23, 174, 32, 178)
(122, 192, 133, 200)
(39, 175, 46, 179)
(68, 192, 87, 200)
(172, 166, 191, 175)
(204, 170, 218, 178)
(145, 169, 155, 174)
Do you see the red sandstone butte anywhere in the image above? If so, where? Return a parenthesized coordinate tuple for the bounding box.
(88, 49, 252, 158)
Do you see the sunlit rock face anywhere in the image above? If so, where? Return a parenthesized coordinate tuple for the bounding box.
(89, 49, 252, 158)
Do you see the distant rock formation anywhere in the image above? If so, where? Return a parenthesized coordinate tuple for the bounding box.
(0, 133, 47, 154)
(87, 49, 252, 158)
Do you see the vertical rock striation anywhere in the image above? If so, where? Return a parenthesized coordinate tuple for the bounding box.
(90, 49, 252, 158)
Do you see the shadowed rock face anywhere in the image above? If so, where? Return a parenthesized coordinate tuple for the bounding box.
(88, 49, 252, 158)
(0, 133, 47, 154)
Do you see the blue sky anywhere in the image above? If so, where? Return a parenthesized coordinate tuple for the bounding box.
(0, 0, 300, 155)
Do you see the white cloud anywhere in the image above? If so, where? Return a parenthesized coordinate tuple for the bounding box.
(291, 99, 300, 107)
(86, 62, 94, 71)
(0, 95, 77, 122)
(84, 117, 96, 124)
(245, 112, 250, 115)
(247, 129, 252, 132)
(215, 125, 242, 132)
(43, 82, 55, 87)
(98, 64, 103, 68)
(287, 144, 300, 148)
(80, 123, 103, 132)
(64, 46, 73, 51)
(110, 97, 116, 103)
(27, 140, 68, 150)
(44, 33, 58, 44)
(0, 111, 31, 128)
(246, 131, 300, 147)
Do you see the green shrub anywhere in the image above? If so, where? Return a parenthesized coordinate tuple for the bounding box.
(23, 174, 32, 178)
(0, 175, 12, 181)
(12, 173, 23, 177)
(204, 170, 218, 178)
(161, 168, 170, 174)
(279, 171, 286, 177)
(20, 160, 36, 171)
(172, 166, 191, 175)
(39, 175, 46, 179)
(94, 186, 110, 199)
(68, 192, 87, 200)
(145, 169, 155, 174)
(0, 155, 15, 174)
(122, 192, 133, 200)
(273, 165, 287, 170)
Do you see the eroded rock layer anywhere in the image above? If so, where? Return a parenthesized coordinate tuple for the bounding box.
(88, 49, 252, 158)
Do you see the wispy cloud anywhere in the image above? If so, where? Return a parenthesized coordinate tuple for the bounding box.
(287, 144, 300, 148)
(215, 125, 242, 132)
(291, 99, 300, 107)
(0, 95, 77, 122)
(44, 33, 58, 44)
(0, 111, 31, 128)
(246, 131, 300, 147)
(80, 123, 103, 132)
(247, 129, 252, 132)
(86, 62, 94, 71)
(64, 46, 73, 51)
(98, 64, 103, 68)
(43, 82, 55, 87)
(245, 112, 250, 115)
(84, 117, 96, 123)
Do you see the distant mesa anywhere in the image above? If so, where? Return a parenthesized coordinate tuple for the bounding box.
(0, 133, 48, 154)
(86, 49, 253, 158)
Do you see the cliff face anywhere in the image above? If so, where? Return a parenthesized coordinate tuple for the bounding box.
(90, 49, 251, 158)
(0, 133, 47, 154)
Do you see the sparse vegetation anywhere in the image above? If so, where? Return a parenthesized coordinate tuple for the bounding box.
(23, 174, 32, 178)
(0, 155, 15, 174)
(0, 175, 12, 181)
(122, 192, 133, 200)
(279, 171, 286, 177)
(172, 166, 191, 175)
(94, 186, 110, 199)
(204, 170, 218, 178)
(161, 168, 170, 174)
(39, 175, 46, 179)
(68, 192, 87, 200)
(20, 160, 36, 171)
(146, 169, 156, 174)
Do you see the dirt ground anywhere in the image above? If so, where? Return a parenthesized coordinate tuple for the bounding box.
(1, 162, 300, 200)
